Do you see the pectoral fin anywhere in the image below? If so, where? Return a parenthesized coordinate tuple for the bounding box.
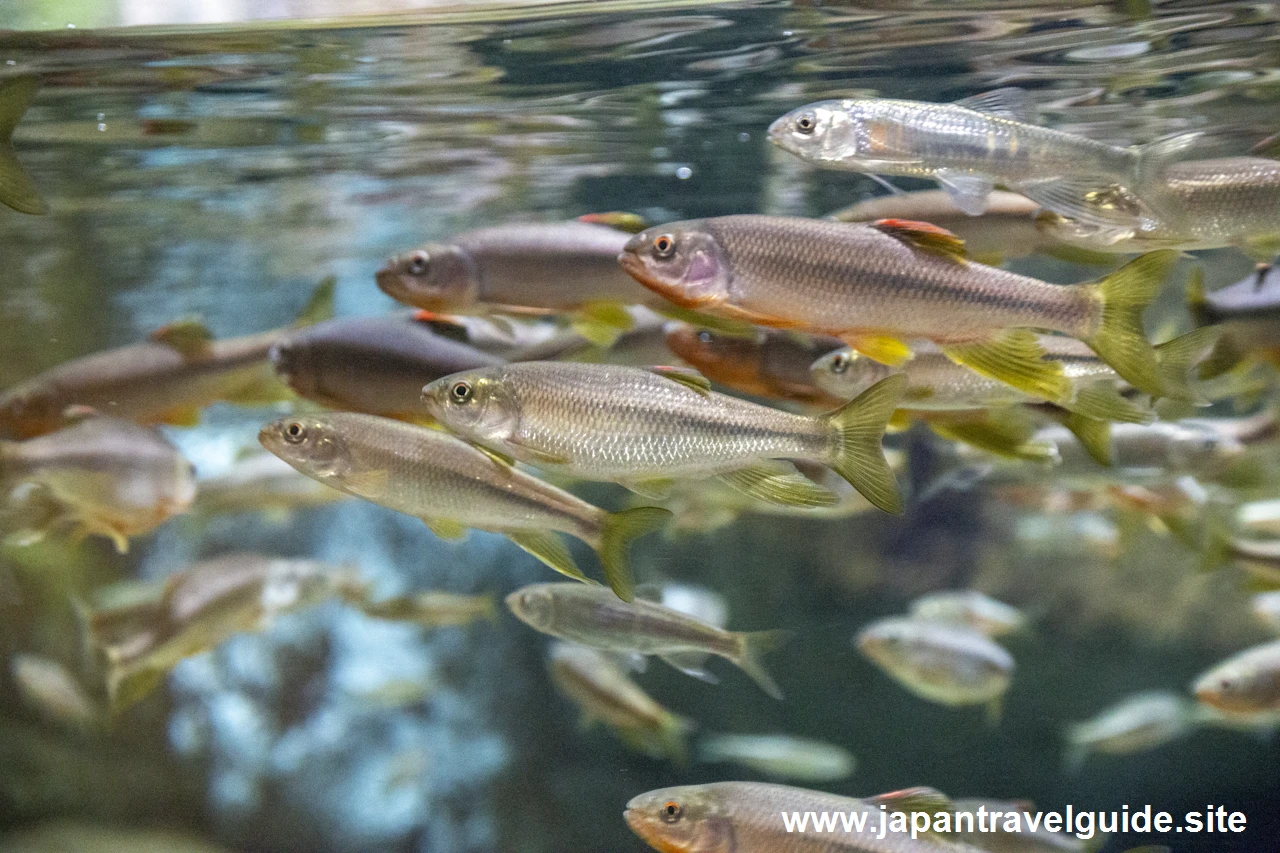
(939, 330, 1071, 402)
(505, 437, 572, 466)
(934, 171, 995, 216)
(422, 517, 468, 540)
(659, 651, 718, 684)
(569, 301, 635, 347)
(717, 463, 840, 508)
(504, 529, 591, 584)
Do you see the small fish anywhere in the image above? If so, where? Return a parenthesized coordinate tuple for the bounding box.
(376, 221, 655, 346)
(619, 214, 1180, 403)
(421, 361, 906, 515)
(1254, 591, 1280, 635)
(259, 412, 668, 600)
(10, 653, 101, 733)
(86, 554, 349, 712)
(697, 733, 856, 783)
(0, 415, 196, 552)
(506, 582, 788, 698)
(354, 590, 497, 628)
(856, 617, 1014, 721)
(1192, 639, 1280, 714)
(768, 89, 1195, 226)
(625, 782, 982, 853)
(908, 590, 1026, 638)
(270, 313, 506, 422)
(1038, 156, 1280, 262)
(0, 278, 334, 439)
(1064, 690, 1196, 768)
(548, 641, 693, 762)
(190, 449, 348, 520)
(950, 799, 1089, 853)
(664, 323, 847, 408)
(828, 189, 1049, 266)
(0, 74, 46, 215)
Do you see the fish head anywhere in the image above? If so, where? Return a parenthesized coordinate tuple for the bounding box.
(663, 324, 762, 382)
(375, 243, 479, 311)
(809, 348, 889, 399)
(504, 585, 556, 631)
(619, 225, 731, 309)
(258, 415, 352, 482)
(1193, 655, 1271, 714)
(768, 100, 862, 165)
(0, 382, 65, 440)
(268, 333, 319, 398)
(624, 785, 734, 853)
(420, 368, 519, 444)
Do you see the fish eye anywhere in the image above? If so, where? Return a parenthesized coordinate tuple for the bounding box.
(652, 234, 676, 259)
(830, 353, 849, 374)
(697, 330, 714, 344)
(661, 801, 683, 823)
(795, 112, 816, 134)
(283, 422, 307, 444)
(407, 250, 429, 276)
(449, 381, 474, 404)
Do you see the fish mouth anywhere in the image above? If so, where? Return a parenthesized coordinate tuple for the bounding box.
(618, 251, 708, 310)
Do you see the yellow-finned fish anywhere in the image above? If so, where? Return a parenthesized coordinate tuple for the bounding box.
(767, 89, 1195, 227)
(259, 412, 668, 600)
(0, 277, 334, 439)
(506, 581, 788, 699)
(0, 74, 46, 215)
(1063, 690, 1196, 768)
(421, 362, 906, 515)
(1192, 639, 1280, 714)
(697, 733, 856, 783)
(375, 221, 656, 346)
(0, 415, 195, 552)
(856, 616, 1014, 721)
(664, 323, 847, 409)
(625, 781, 987, 853)
(619, 214, 1181, 403)
(1038, 156, 1280, 262)
(548, 641, 693, 762)
(907, 590, 1026, 639)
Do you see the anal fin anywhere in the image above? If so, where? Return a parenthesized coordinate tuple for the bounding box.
(717, 463, 839, 508)
(504, 529, 591, 584)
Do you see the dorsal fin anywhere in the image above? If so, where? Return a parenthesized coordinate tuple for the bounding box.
(647, 365, 712, 395)
(577, 211, 649, 233)
(871, 219, 967, 262)
(150, 318, 214, 359)
(955, 87, 1036, 123)
(293, 276, 336, 327)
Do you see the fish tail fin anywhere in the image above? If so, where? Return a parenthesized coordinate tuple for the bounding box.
(0, 75, 46, 215)
(1155, 326, 1220, 402)
(1082, 250, 1181, 400)
(732, 629, 791, 700)
(597, 506, 671, 602)
(822, 374, 907, 514)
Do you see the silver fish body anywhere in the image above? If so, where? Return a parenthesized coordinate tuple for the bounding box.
(856, 617, 1014, 710)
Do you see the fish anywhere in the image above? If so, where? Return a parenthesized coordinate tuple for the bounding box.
(352, 590, 497, 628)
(664, 323, 847, 408)
(0, 74, 46, 215)
(1190, 263, 1280, 377)
(0, 277, 334, 439)
(375, 221, 655, 346)
(548, 641, 693, 762)
(1254, 591, 1280, 634)
(949, 799, 1090, 853)
(618, 214, 1180, 403)
(10, 653, 101, 733)
(1064, 690, 1196, 768)
(1192, 639, 1280, 714)
(270, 312, 507, 422)
(506, 582, 788, 698)
(856, 617, 1014, 721)
(259, 412, 669, 600)
(420, 361, 907, 515)
(767, 88, 1195, 226)
(1037, 156, 1280, 262)
(697, 733, 856, 783)
(85, 554, 351, 713)
(0, 415, 196, 552)
(827, 189, 1051, 266)
(190, 449, 348, 520)
(907, 590, 1026, 638)
(625, 781, 985, 853)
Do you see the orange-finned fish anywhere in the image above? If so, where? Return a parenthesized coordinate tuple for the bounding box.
(619, 214, 1181, 403)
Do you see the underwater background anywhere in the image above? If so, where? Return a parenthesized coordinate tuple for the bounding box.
(2, 2, 1279, 851)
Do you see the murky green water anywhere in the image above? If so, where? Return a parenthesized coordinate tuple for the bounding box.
(1, 3, 1279, 852)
